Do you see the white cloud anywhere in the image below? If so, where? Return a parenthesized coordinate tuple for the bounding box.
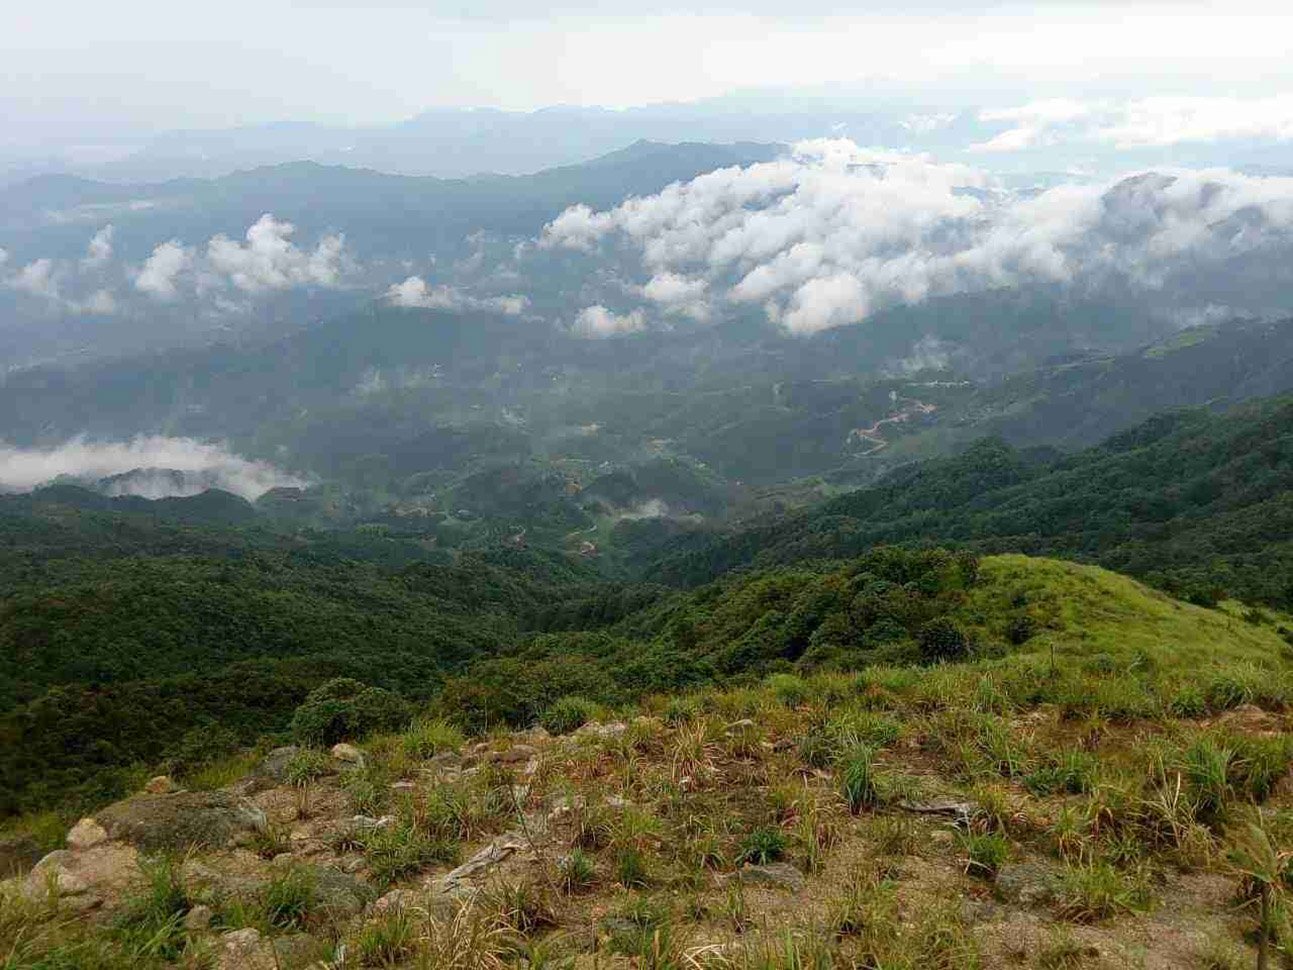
(384, 275, 529, 315)
(206, 214, 346, 293)
(538, 138, 1293, 335)
(900, 112, 957, 135)
(973, 93, 1293, 153)
(0, 435, 307, 501)
(82, 224, 115, 269)
(9, 258, 60, 299)
(135, 240, 193, 299)
(0, 247, 9, 268)
(69, 289, 118, 315)
(571, 305, 647, 337)
(641, 272, 710, 320)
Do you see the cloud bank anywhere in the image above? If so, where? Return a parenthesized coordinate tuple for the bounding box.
(540, 139, 1293, 334)
(973, 93, 1293, 152)
(0, 436, 307, 501)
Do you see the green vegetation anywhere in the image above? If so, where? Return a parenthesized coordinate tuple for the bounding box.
(649, 397, 1293, 613)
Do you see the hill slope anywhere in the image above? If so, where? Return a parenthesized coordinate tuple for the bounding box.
(646, 397, 1293, 609)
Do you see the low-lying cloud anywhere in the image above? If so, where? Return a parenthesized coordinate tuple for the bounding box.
(539, 138, 1293, 334)
(0, 436, 307, 501)
(385, 275, 529, 315)
(571, 304, 647, 337)
(973, 93, 1293, 152)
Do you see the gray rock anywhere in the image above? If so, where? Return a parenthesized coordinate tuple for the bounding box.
(66, 818, 109, 851)
(234, 746, 304, 794)
(495, 744, 538, 764)
(733, 862, 805, 892)
(183, 904, 214, 931)
(331, 743, 365, 767)
(273, 933, 329, 968)
(309, 865, 374, 919)
(95, 791, 267, 851)
(995, 862, 1061, 906)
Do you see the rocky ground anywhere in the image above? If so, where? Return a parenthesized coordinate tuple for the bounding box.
(2, 690, 1290, 969)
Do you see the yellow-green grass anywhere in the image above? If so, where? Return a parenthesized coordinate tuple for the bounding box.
(961, 555, 1291, 673)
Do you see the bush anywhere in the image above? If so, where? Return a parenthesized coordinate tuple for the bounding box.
(959, 831, 1009, 877)
(402, 717, 465, 759)
(1005, 614, 1038, 646)
(737, 826, 788, 866)
(767, 674, 812, 708)
(840, 745, 879, 814)
(289, 678, 410, 746)
(540, 696, 598, 735)
(917, 618, 971, 664)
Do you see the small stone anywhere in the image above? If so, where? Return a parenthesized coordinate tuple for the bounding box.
(145, 776, 179, 795)
(390, 781, 417, 793)
(331, 743, 365, 765)
(371, 888, 416, 915)
(67, 818, 109, 851)
(183, 904, 214, 931)
(222, 927, 262, 956)
(733, 862, 805, 892)
(272, 853, 295, 867)
(604, 795, 632, 809)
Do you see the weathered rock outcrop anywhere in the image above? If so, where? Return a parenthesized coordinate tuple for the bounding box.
(93, 791, 267, 851)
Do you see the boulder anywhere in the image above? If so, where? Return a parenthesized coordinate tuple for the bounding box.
(144, 776, 179, 794)
(495, 744, 538, 764)
(331, 743, 365, 766)
(576, 721, 627, 740)
(234, 746, 302, 795)
(183, 904, 214, 931)
(95, 791, 266, 851)
(273, 933, 329, 968)
(371, 887, 418, 916)
(66, 818, 109, 851)
(995, 862, 1062, 906)
(22, 843, 140, 913)
(218, 928, 275, 970)
(309, 865, 374, 919)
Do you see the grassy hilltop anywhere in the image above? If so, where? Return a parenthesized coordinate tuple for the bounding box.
(3, 554, 1293, 969)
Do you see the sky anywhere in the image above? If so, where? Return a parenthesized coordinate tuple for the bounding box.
(4, 0, 1293, 148)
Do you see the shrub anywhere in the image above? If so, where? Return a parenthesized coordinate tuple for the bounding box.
(558, 848, 597, 894)
(402, 717, 465, 759)
(737, 826, 788, 866)
(766, 674, 811, 709)
(539, 696, 598, 736)
(1056, 861, 1151, 922)
(285, 747, 333, 785)
(614, 846, 652, 888)
(353, 906, 418, 967)
(959, 831, 1009, 878)
(262, 867, 316, 929)
(290, 678, 410, 746)
(1005, 614, 1037, 646)
(917, 618, 971, 664)
(840, 745, 879, 813)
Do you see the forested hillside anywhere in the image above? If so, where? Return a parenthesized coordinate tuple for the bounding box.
(646, 397, 1293, 610)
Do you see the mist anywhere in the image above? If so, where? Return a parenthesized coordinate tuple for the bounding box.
(0, 436, 308, 501)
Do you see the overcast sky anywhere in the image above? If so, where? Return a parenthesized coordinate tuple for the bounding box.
(4, 0, 1293, 146)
